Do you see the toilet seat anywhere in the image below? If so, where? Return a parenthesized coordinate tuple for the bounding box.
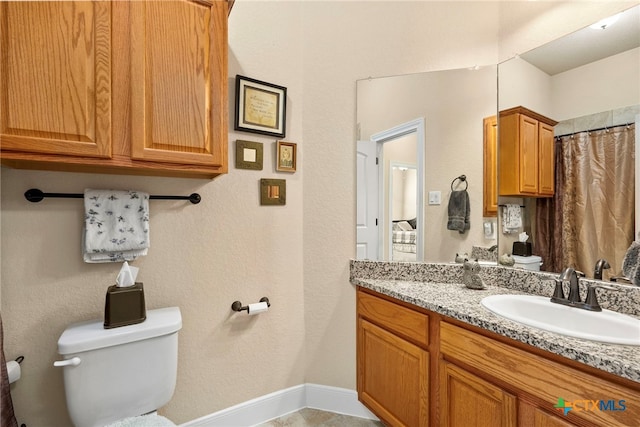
(105, 414, 176, 427)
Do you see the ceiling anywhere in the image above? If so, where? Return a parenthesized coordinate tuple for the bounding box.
(520, 5, 640, 76)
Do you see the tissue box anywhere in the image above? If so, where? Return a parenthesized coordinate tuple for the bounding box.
(512, 241, 532, 256)
(104, 282, 146, 329)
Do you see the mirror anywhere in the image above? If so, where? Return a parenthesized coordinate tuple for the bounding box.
(356, 66, 498, 262)
(497, 5, 640, 278)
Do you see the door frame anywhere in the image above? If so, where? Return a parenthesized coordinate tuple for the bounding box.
(371, 118, 425, 261)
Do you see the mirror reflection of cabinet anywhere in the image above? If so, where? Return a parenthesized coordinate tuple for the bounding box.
(483, 116, 498, 217)
(498, 107, 558, 197)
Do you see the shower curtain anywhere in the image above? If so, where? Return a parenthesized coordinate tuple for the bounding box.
(536, 124, 635, 279)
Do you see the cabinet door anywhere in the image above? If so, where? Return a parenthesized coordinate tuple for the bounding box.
(483, 116, 498, 217)
(519, 401, 574, 427)
(130, 0, 227, 167)
(538, 123, 555, 196)
(0, 2, 112, 158)
(440, 360, 516, 427)
(519, 114, 539, 194)
(358, 318, 429, 427)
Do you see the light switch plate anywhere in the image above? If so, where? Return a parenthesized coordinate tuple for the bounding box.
(428, 191, 441, 205)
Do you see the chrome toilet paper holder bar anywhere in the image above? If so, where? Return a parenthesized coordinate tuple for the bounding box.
(231, 297, 270, 313)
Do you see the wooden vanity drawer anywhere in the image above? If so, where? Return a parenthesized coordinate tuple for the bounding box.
(357, 289, 428, 347)
(440, 321, 640, 427)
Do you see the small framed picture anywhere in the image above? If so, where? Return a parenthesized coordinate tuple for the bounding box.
(276, 141, 297, 173)
(235, 75, 287, 138)
(235, 140, 263, 170)
(260, 179, 286, 205)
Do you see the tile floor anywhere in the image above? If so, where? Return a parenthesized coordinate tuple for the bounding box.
(256, 408, 385, 427)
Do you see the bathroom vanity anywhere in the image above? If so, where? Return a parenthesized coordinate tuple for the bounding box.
(352, 261, 640, 427)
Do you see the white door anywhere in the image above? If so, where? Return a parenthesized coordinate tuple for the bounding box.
(357, 140, 379, 259)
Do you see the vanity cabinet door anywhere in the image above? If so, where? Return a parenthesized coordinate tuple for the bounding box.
(519, 401, 574, 427)
(0, 1, 112, 158)
(357, 318, 429, 427)
(130, 0, 228, 170)
(357, 289, 430, 426)
(440, 360, 517, 427)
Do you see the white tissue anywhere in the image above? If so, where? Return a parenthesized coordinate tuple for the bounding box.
(248, 302, 269, 316)
(519, 232, 529, 242)
(6, 360, 20, 384)
(116, 261, 139, 287)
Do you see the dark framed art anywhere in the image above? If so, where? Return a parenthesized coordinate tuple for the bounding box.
(235, 140, 263, 170)
(276, 141, 297, 173)
(260, 179, 286, 205)
(235, 75, 287, 138)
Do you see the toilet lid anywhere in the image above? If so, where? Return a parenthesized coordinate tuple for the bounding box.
(105, 414, 176, 427)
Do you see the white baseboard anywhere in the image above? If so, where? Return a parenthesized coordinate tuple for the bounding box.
(180, 383, 377, 427)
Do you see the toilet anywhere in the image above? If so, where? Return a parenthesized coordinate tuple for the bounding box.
(54, 307, 182, 427)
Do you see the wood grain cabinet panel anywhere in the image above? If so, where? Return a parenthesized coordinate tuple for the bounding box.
(356, 289, 640, 427)
(0, 0, 229, 179)
(358, 318, 429, 427)
(130, 0, 227, 167)
(519, 401, 574, 427)
(440, 360, 517, 427)
(498, 106, 557, 197)
(357, 288, 429, 347)
(0, 1, 112, 158)
(483, 115, 498, 217)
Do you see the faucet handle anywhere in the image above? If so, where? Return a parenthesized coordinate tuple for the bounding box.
(550, 279, 565, 302)
(584, 283, 621, 312)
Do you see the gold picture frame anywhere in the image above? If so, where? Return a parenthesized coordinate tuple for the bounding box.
(235, 75, 287, 138)
(260, 179, 286, 205)
(235, 140, 263, 170)
(276, 141, 297, 173)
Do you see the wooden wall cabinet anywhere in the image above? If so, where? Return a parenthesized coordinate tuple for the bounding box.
(483, 115, 498, 217)
(357, 288, 640, 427)
(498, 107, 557, 197)
(0, 0, 229, 179)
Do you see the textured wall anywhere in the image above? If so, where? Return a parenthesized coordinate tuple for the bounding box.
(0, 1, 631, 426)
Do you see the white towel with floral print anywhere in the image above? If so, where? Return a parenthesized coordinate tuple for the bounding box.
(83, 189, 150, 263)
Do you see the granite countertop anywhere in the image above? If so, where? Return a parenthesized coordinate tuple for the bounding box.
(353, 277, 640, 383)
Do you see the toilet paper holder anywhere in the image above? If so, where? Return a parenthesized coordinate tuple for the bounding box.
(231, 297, 270, 313)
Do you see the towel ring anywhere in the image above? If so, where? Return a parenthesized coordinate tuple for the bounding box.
(451, 175, 468, 191)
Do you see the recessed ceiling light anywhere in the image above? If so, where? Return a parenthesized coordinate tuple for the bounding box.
(589, 13, 621, 30)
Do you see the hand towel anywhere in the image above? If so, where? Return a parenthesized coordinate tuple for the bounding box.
(502, 204, 522, 234)
(622, 240, 640, 286)
(83, 189, 150, 263)
(447, 190, 470, 234)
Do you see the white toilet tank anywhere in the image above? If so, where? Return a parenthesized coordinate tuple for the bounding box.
(56, 307, 182, 427)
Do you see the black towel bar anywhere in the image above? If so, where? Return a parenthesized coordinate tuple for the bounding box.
(24, 189, 201, 204)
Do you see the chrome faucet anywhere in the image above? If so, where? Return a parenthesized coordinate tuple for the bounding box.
(594, 259, 611, 280)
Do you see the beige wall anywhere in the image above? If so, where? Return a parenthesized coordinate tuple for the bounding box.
(0, 1, 632, 426)
(358, 66, 499, 262)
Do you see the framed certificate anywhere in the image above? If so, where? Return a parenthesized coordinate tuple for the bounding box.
(235, 75, 287, 138)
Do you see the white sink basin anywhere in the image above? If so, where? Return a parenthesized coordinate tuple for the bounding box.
(481, 294, 640, 346)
